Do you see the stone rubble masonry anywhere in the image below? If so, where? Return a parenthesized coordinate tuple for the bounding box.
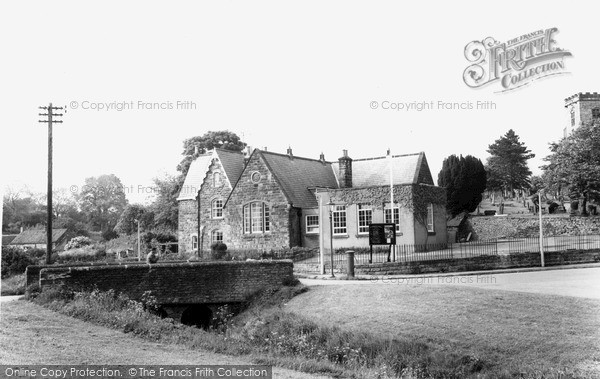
(224, 152, 292, 250)
(178, 158, 234, 256)
(467, 215, 600, 240)
(36, 260, 294, 305)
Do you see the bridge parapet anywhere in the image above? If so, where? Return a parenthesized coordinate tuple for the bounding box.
(38, 260, 294, 305)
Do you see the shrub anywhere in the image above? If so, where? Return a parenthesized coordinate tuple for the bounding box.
(210, 242, 228, 260)
(1, 246, 37, 278)
(102, 229, 118, 241)
(64, 236, 93, 250)
(0, 273, 26, 295)
(57, 245, 106, 263)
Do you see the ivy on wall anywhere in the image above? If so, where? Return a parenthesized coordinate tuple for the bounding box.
(328, 184, 446, 227)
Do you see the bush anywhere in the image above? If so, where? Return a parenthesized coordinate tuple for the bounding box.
(57, 245, 107, 263)
(210, 242, 228, 260)
(64, 236, 93, 250)
(1, 246, 37, 278)
(102, 229, 119, 241)
(0, 273, 26, 295)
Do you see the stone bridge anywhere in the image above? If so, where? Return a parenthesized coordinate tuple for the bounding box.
(27, 260, 294, 328)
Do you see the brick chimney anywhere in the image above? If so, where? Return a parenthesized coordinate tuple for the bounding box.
(338, 149, 353, 188)
(287, 146, 293, 159)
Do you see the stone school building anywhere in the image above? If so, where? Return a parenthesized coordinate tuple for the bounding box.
(177, 147, 447, 255)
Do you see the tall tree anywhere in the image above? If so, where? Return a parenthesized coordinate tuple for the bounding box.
(486, 129, 535, 196)
(150, 174, 181, 232)
(76, 174, 128, 233)
(177, 131, 246, 177)
(438, 155, 487, 217)
(542, 121, 600, 215)
(115, 204, 154, 235)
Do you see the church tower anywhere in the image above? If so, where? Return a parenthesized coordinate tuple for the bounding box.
(564, 92, 600, 136)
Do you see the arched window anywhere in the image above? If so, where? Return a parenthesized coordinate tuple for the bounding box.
(213, 171, 221, 187)
(211, 230, 223, 244)
(242, 202, 270, 234)
(211, 199, 223, 219)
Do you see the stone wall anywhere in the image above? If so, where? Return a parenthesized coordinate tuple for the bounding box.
(178, 159, 234, 256)
(26, 261, 147, 288)
(224, 152, 291, 250)
(37, 260, 294, 305)
(178, 199, 198, 254)
(198, 161, 234, 256)
(354, 249, 600, 276)
(466, 215, 600, 240)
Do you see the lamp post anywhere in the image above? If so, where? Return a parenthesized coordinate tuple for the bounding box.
(327, 199, 335, 278)
(538, 190, 545, 267)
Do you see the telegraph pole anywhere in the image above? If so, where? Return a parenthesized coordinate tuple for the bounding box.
(39, 103, 64, 264)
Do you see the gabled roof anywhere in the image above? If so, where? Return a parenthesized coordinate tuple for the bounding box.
(258, 150, 338, 208)
(215, 148, 245, 190)
(176, 149, 246, 201)
(332, 152, 433, 187)
(10, 229, 68, 245)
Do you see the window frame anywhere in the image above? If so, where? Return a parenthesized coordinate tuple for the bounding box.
(305, 215, 319, 234)
(427, 203, 435, 233)
(211, 198, 224, 219)
(357, 204, 372, 234)
(332, 205, 347, 235)
(242, 201, 271, 234)
(191, 235, 198, 250)
(384, 203, 401, 232)
(211, 230, 223, 244)
(593, 108, 600, 121)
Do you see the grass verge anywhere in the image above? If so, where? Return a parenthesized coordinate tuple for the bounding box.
(28, 284, 589, 379)
(1, 273, 25, 296)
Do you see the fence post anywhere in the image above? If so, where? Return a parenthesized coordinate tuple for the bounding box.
(346, 250, 355, 278)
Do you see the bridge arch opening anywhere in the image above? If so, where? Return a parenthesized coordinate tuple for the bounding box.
(181, 305, 213, 329)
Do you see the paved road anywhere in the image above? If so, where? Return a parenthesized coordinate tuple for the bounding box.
(300, 266, 600, 299)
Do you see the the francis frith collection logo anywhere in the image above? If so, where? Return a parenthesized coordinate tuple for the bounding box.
(463, 27, 572, 92)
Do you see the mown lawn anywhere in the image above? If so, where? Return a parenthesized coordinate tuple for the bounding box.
(284, 283, 600, 377)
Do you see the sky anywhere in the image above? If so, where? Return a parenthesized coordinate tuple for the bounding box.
(2, 1, 599, 205)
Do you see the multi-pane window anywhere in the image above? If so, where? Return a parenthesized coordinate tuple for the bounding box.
(571, 109, 575, 126)
(191, 235, 198, 250)
(243, 202, 270, 234)
(306, 215, 319, 234)
(384, 203, 400, 232)
(211, 199, 223, 219)
(211, 230, 223, 244)
(593, 108, 600, 121)
(332, 205, 347, 235)
(357, 204, 372, 234)
(427, 203, 435, 233)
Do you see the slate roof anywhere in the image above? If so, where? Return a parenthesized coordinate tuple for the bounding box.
(176, 149, 246, 201)
(332, 152, 432, 187)
(259, 151, 338, 208)
(2, 234, 17, 246)
(10, 229, 68, 245)
(215, 148, 245, 190)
